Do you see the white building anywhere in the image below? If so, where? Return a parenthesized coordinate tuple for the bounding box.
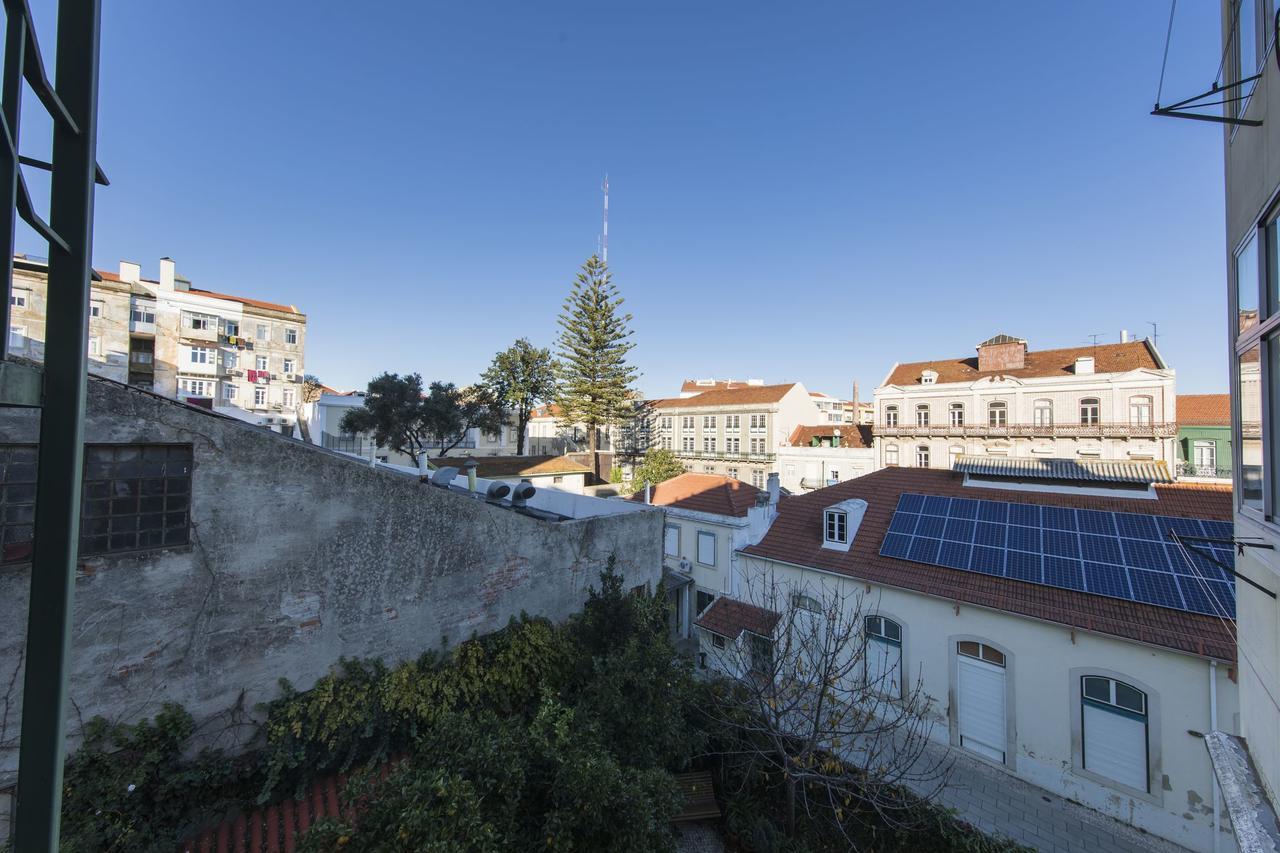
(809, 390, 852, 424)
(696, 466, 1239, 852)
(430, 455, 593, 495)
(874, 335, 1177, 473)
(776, 424, 877, 493)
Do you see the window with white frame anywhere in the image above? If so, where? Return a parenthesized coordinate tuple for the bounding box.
(702, 415, 715, 430)
(89, 300, 103, 318)
(725, 414, 740, 430)
(726, 466, 738, 479)
(256, 355, 268, 371)
(185, 312, 214, 331)
(88, 336, 101, 356)
(1128, 396, 1152, 427)
(696, 590, 714, 615)
(824, 509, 847, 544)
(987, 401, 1007, 427)
(256, 323, 269, 340)
(915, 404, 930, 427)
(792, 593, 821, 612)
(1192, 440, 1217, 473)
(1033, 399, 1053, 427)
(682, 436, 695, 452)
(8, 325, 23, 350)
(864, 615, 903, 697)
(725, 436, 740, 453)
(660, 416, 672, 430)
(285, 326, 298, 345)
(224, 320, 239, 337)
(916, 445, 930, 467)
(664, 523, 679, 557)
(1080, 397, 1101, 426)
(697, 530, 716, 566)
(749, 413, 766, 432)
(661, 435, 673, 450)
(283, 387, 296, 408)
(682, 415, 695, 430)
(223, 383, 237, 401)
(9, 290, 27, 308)
(949, 402, 964, 427)
(131, 304, 155, 324)
(224, 350, 237, 369)
(703, 435, 717, 452)
(254, 387, 267, 407)
(187, 346, 213, 365)
(703, 465, 716, 473)
(884, 405, 898, 427)
(283, 358, 295, 374)
(885, 444, 899, 466)
(1080, 676, 1149, 792)
(179, 378, 214, 397)
(750, 437, 767, 454)
(829, 469, 840, 483)
(751, 469, 764, 488)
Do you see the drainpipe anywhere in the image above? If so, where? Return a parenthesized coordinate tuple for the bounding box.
(644, 481, 651, 504)
(1210, 659, 1220, 853)
(464, 458, 478, 493)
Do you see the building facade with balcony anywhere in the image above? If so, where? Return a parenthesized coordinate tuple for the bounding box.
(776, 424, 877, 493)
(650, 382, 822, 488)
(9, 255, 308, 435)
(872, 335, 1177, 473)
(1175, 394, 1232, 482)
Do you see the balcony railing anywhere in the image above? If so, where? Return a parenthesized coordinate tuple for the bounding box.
(1175, 462, 1232, 480)
(672, 448, 775, 462)
(875, 421, 1178, 439)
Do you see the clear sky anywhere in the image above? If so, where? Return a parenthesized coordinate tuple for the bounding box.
(20, 1, 1227, 399)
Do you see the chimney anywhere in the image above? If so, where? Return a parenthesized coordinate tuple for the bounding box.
(158, 257, 176, 291)
(976, 335, 1027, 372)
(119, 261, 141, 284)
(767, 472, 780, 507)
(1074, 356, 1095, 375)
(1120, 329, 1129, 343)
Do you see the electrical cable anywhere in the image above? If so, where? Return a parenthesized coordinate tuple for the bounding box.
(1156, 0, 1177, 107)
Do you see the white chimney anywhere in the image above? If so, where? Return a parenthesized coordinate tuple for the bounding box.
(119, 261, 141, 284)
(158, 257, 175, 291)
(1120, 329, 1129, 343)
(747, 378, 764, 386)
(767, 472, 780, 507)
(1074, 356, 1095, 375)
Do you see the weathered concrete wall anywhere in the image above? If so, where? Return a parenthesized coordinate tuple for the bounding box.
(0, 377, 662, 785)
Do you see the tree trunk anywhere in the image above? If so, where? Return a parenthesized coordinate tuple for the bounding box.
(516, 411, 527, 456)
(786, 773, 797, 838)
(588, 423, 599, 455)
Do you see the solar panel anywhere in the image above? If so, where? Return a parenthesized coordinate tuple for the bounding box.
(880, 493, 1235, 618)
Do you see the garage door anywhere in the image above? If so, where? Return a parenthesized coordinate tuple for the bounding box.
(957, 641, 1007, 763)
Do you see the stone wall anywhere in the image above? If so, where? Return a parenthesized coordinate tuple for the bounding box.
(0, 376, 662, 785)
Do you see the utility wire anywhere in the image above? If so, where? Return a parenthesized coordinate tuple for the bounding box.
(1156, 0, 1177, 107)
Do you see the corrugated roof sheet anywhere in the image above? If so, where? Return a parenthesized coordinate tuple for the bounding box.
(953, 455, 1172, 484)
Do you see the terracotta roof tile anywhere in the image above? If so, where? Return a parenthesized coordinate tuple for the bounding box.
(884, 340, 1160, 386)
(1178, 394, 1231, 426)
(187, 287, 301, 315)
(653, 383, 798, 408)
(681, 379, 755, 393)
(695, 597, 780, 639)
(430, 455, 591, 478)
(786, 424, 874, 449)
(629, 472, 763, 517)
(741, 468, 1234, 660)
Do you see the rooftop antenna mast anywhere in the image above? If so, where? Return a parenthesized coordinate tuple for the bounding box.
(1148, 321, 1159, 348)
(601, 174, 609, 265)
(1087, 333, 1104, 347)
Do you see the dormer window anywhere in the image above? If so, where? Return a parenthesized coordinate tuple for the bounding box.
(921, 370, 938, 385)
(824, 509, 848, 544)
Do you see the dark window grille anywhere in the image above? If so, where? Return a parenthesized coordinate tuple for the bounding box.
(0, 443, 193, 563)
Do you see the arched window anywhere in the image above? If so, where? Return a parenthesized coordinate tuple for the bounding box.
(949, 402, 965, 427)
(884, 405, 899, 428)
(865, 616, 903, 697)
(1033, 399, 1053, 428)
(916, 445, 930, 467)
(885, 444, 899, 466)
(915, 404, 930, 427)
(1081, 676, 1149, 792)
(1129, 395, 1152, 427)
(1080, 397, 1101, 426)
(987, 401, 1008, 427)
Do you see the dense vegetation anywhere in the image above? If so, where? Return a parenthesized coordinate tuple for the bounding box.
(45, 560, 1027, 852)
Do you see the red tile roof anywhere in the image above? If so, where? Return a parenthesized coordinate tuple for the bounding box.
(431, 455, 591, 478)
(530, 403, 565, 419)
(695, 596, 780, 639)
(786, 424, 874, 449)
(653, 383, 798, 408)
(681, 379, 753, 393)
(188, 287, 301, 316)
(883, 340, 1161, 386)
(741, 468, 1234, 660)
(629, 472, 764, 517)
(1178, 394, 1231, 427)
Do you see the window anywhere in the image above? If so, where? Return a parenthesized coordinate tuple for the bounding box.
(89, 300, 103, 318)
(254, 387, 267, 407)
(283, 388, 296, 408)
(187, 346, 213, 365)
(283, 358, 295, 374)
(88, 336, 101, 357)
(224, 320, 239, 337)
(131, 304, 155, 324)
(921, 370, 937, 385)
(697, 530, 716, 566)
(824, 509, 847, 544)
(1239, 0, 1258, 90)
(660, 416, 672, 430)
(725, 414, 740, 430)
(1033, 399, 1053, 428)
(916, 445, 930, 467)
(711, 634, 726, 649)
(1081, 676, 1149, 792)
(750, 437, 768, 454)
(1129, 396, 1152, 427)
(751, 469, 765, 488)
(682, 416, 695, 430)
(696, 590, 714, 614)
(749, 413, 766, 433)
(661, 435, 672, 450)
(9, 290, 27, 308)
(185, 312, 213, 331)
(702, 465, 716, 474)
(703, 415, 717, 430)
(828, 469, 840, 483)
(725, 436, 740, 453)
(949, 402, 964, 427)
(256, 323, 269, 340)
(915, 404, 930, 427)
(1192, 440, 1217, 474)
(179, 379, 214, 397)
(865, 615, 903, 697)
(884, 405, 898, 428)
(885, 444, 899, 466)
(285, 326, 298, 345)
(256, 355, 268, 371)
(957, 640, 1005, 666)
(664, 523, 680, 556)
(1079, 397, 1100, 426)
(726, 466, 738, 480)
(223, 383, 237, 401)
(0, 443, 195, 564)
(987, 401, 1007, 427)
(682, 436, 695, 452)
(703, 436, 717, 452)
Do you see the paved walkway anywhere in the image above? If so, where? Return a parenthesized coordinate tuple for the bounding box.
(910, 745, 1195, 853)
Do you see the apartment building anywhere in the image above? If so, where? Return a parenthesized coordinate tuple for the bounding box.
(1175, 394, 1232, 482)
(9, 255, 307, 434)
(873, 334, 1177, 472)
(1208, 0, 1280, 845)
(776, 424, 876, 493)
(809, 390, 852, 424)
(650, 383, 822, 487)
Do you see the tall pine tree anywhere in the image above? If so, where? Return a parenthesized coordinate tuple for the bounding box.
(554, 255, 639, 454)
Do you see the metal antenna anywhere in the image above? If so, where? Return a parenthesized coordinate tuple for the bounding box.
(1148, 321, 1159, 348)
(1087, 333, 1104, 347)
(601, 174, 609, 265)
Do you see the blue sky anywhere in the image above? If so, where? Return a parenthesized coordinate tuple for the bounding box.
(20, 1, 1227, 398)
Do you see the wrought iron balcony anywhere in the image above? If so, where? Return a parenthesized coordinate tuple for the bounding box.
(875, 421, 1178, 439)
(672, 447, 775, 462)
(1175, 462, 1232, 480)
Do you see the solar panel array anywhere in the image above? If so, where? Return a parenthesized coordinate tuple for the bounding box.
(878, 493, 1235, 618)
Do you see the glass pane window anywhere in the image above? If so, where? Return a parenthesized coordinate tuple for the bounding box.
(1080, 398, 1100, 426)
(1240, 342, 1263, 511)
(916, 445, 930, 467)
(915, 406, 930, 427)
(949, 403, 964, 427)
(1239, 230, 1261, 336)
(988, 402, 1007, 427)
(1240, 0, 1258, 85)
(885, 406, 898, 427)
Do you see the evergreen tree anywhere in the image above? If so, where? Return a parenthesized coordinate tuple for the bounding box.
(554, 255, 640, 454)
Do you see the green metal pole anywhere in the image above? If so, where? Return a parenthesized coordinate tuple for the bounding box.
(11, 0, 101, 848)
